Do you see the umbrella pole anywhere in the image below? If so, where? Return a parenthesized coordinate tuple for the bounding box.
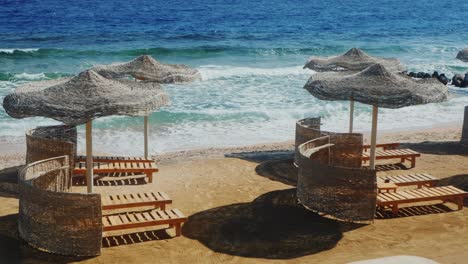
(369, 105, 378, 170)
(144, 116, 149, 159)
(349, 99, 354, 133)
(86, 121, 94, 193)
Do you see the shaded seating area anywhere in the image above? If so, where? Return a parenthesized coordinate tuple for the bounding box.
(18, 155, 187, 256)
(294, 118, 422, 169)
(26, 125, 159, 184)
(18, 124, 188, 256)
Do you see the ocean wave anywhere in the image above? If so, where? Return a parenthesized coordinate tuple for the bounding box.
(198, 65, 313, 80)
(0, 72, 71, 81)
(0, 46, 337, 60)
(0, 48, 39, 54)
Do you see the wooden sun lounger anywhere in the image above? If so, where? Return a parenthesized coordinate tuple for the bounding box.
(362, 149, 421, 168)
(102, 208, 187, 236)
(363, 143, 400, 152)
(377, 186, 467, 216)
(76, 155, 154, 163)
(102, 191, 172, 210)
(378, 173, 438, 189)
(73, 161, 158, 183)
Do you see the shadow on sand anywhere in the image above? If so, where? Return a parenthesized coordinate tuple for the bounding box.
(0, 165, 21, 198)
(437, 174, 468, 206)
(102, 229, 172, 248)
(255, 159, 297, 186)
(73, 173, 149, 186)
(182, 188, 364, 259)
(0, 214, 92, 264)
(401, 141, 467, 156)
(375, 204, 454, 219)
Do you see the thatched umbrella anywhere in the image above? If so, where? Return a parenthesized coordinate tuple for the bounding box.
(3, 70, 170, 193)
(304, 64, 448, 169)
(303, 48, 406, 133)
(456, 48, 468, 62)
(92, 55, 200, 158)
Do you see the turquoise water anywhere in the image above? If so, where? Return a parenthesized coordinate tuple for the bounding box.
(0, 0, 467, 154)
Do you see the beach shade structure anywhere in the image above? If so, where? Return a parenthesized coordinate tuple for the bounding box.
(3, 70, 170, 193)
(92, 54, 200, 158)
(92, 54, 201, 83)
(456, 48, 468, 62)
(303, 64, 448, 169)
(303, 48, 406, 133)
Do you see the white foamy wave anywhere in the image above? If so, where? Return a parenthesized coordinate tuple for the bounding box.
(198, 65, 313, 80)
(0, 48, 39, 53)
(13, 72, 47, 80)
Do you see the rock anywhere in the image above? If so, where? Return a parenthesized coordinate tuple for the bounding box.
(462, 74, 468, 88)
(432, 71, 439, 79)
(456, 48, 468, 62)
(408, 72, 417, 77)
(416, 72, 425, 78)
(452, 74, 464, 87)
(437, 74, 449, 85)
(423, 73, 431, 79)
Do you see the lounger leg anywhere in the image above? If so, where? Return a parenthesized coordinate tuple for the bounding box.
(392, 204, 399, 216)
(146, 172, 153, 183)
(410, 157, 416, 168)
(457, 197, 464, 210)
(400, 158, 405, 163)
(174, 223, 182, 236)
(160, 203, 166, 210)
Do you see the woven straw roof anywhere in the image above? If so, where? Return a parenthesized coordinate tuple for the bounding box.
(303, 64, 448, 109)
(303, 48, 405, 72)
(456, 48, 468, 62)
(3, 70, 170, 125)
(92, 55, 201, 83)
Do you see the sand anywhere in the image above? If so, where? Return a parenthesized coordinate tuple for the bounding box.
(0, 125, 467, 264)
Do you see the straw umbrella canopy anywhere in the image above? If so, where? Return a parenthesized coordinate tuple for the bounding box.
(303, 48, 405, 73)
(303, 48, 406, 133)
(456, 48, 468, 62)
(3, 70, 170, 192)
(92, 54, 201, 83)
(303, 64, 448, 169)
(92, 54, 200, 158)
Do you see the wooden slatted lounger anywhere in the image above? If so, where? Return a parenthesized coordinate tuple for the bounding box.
(377, 186, 468, 216)
(378, 173, 438, 189)
(102, 208, 187, 236)
(362, 149, 421, 168)
(74, 161, 158, 183)
(102, 191, 172, 210)
(76, 155, 153, 163)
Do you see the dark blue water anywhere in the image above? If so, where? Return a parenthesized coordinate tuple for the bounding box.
(0, 0, 467, 154)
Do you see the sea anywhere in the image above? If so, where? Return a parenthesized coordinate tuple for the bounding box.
(0, 0, 467, 155)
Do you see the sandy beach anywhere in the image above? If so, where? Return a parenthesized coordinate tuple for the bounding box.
(0, 124, 466, 264)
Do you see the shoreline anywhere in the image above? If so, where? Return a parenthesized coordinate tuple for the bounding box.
(0, 122, 462, 165)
